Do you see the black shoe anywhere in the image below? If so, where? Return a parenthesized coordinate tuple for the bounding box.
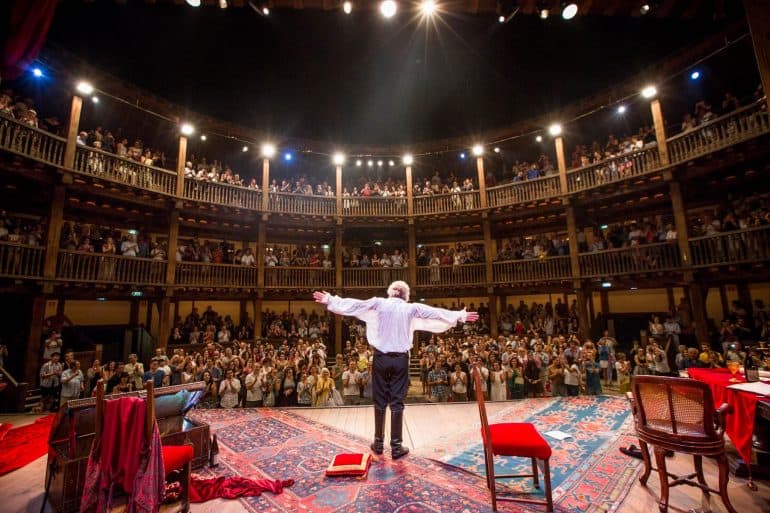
(619, 445, 643, 460)
(390, 410, 410, 460)
(371, 408, 385, 455)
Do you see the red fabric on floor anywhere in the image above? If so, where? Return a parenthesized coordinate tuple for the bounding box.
(0, 414, 55, 476)
(0, 422, 13, 442)
(189, 476, 294, 503)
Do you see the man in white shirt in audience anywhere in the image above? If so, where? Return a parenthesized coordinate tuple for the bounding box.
(342, 361, 361, 406)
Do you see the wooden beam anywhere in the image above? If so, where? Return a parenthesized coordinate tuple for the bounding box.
(744, 0, 770, 115)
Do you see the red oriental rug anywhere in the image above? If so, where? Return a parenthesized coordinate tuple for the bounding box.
(0, 414, 55, 476)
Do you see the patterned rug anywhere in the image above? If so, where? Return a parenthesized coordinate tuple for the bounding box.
(418, 395, 641, 513)
(188, 408, 510, 513)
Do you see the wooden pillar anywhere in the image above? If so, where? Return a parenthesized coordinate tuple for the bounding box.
(719, 284, 730, 319)
(554, 135, 568, 194)
(488, 294, 498, 338)
(335, 225, 343, 292)
(736, 282, 753, 314)
(405, 164, 414, 217)
(257, 222, 266, 290)
(565, 203, 580, 278)
(599, 290, 610, 316)
(335, 165, 343, 217)
(668, 180, 692, 266)
(253, 298, 263, 339)
(43, 185, 66, 281)
(475, 155, 488, 209)
(334, 316, 343, 356)
(666, 287, 676, 313)
(157, 297, 171, 350)
(129, 300, 140, 328)
(239, 300, 248, 327)
(261, 157, 270, 212)
(687, 277, 710, 344)
(25, 296, 47, 383)
(407, 224, 417, 288)
(165, 210, 180, 287)
(145, 300, 153, 333)
(574, 285, 590, 341)
(175, 135, 187, 197)
(63, 94, 83, 169)
(744, 0, 770, 114)
(650, 98, 670, 166)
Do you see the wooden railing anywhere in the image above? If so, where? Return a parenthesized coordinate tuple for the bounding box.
(0, 115, 66, 167)
(269, 192, 336, 216)
(492, 256, 572, 284)
(668, 100, 770, 164)
(566, 147, 661, 193)
(264, 266, 336, 289)
(73, 146, 177, 196)
(56, 251, 167, 285)
(416, 263, 486, 287)
(175, 262, 257, 288)
(184, 179, 262, 210)
(578, 242, 682, 278)
(342, 267, 409, 288)
(0, 242, 45, 279)
(689, 225, 770, 268)
(487, 175, 561, 208)
(413, 191, 481, 215)
(343, 196, 408, 217)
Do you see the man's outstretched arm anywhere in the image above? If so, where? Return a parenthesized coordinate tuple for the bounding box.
(313, 290, 382, 320)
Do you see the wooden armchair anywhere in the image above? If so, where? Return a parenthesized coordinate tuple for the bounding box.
(92, 380, 193, 512)
(627, 375, 738, 513)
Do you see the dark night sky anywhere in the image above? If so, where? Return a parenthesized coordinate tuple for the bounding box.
(45, 1, 745, 146)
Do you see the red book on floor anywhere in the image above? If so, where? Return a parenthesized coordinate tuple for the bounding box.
(325, 453, 372, 478)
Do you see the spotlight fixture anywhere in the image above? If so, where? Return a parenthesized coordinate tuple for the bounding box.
(76, 81, 94, 95)
(388, 160, 395, 167)
(333, 152, 346, 166)
(261, 143, 276, 158)
(367, 160, 374, 167)
(377, 160, 384, 167)
(690, 70, 701, 80)
(459, 152, 466, 159)
(91, 96, 100, 104)
(180, 123, 195, 136)
(343, 1, 352, 14)
(617, 105, 627, 114)
(403, 154, 414, 165)
(284, 152, 293, 161)
(420, 0, 436, 16)
(498, 15, 505, 23)
(536, 135, 543, 143)
(380, 0, 397, 18)
(641, 85, 657, 99)
(494, 147, 500, 153)
(561, 3, 578, 20)
(242, 146, 249, 152)
(185, 0, 201, 6)
(540, 8, 549, 19)
(219, 0, 228, 8)
(472, 144, 484, 157)
(32, 67, 43, 78)
(548, 123, 562, 136)
(640, 4, 650, 15)
(356, 159, 362, 166)
(200, 135, 207, 141)
(262, 6, 270, 15)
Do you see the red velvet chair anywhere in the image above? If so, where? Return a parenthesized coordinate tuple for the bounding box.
(472, 370, 553, 512)
(94, 380, 194, 512)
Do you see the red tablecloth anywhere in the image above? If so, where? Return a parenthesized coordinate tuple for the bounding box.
(687, 368, 762, 465)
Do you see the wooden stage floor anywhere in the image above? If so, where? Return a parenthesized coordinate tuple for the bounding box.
(1, 400, 768, 513)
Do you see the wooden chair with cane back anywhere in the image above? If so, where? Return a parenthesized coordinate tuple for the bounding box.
(627, 375, 738, 513)
(472, 369, 553, 512)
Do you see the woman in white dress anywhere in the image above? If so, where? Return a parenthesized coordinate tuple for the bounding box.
(490, 362, 507, 402)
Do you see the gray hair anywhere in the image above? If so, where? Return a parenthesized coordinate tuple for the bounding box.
(387, 280, 410, 302)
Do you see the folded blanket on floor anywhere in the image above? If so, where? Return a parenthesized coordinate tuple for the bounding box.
(189, 476, 294, 503)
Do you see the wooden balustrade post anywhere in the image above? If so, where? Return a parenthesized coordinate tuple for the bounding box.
(24, 296, 48, 383)
(157, 297, 171, 350)
(687, 276, 710, 344)
(488, 293, 498, 338)
(565, 202, 590, 338)
(334, 316, 343, 356)
(744, 0, 770, 114)
(407, 225, 417, 289)
(165, 209, 180, 288)
(336, 165, 343, 217)
(405, 164, 414, 217)
(554, 136, 568, 194)
(475, 155, 488, 209)
(175, 135, 187, 197)
(668, 179, 693, 266)
(574, 284, 590, 341)
(43, 184, 66, 283)
(650, 98, 670, 166)
(335, 225, 343, 291)
(253, 297, 262, 339)
(63, 94, 83, 169)
(482, 217, 497, 336)
(261, 157, 270, 212)
(257, 222, 266, 290)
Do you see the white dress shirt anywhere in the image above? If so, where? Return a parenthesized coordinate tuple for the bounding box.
(326, 296, 467, 353)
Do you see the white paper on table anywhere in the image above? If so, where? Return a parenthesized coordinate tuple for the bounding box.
(727, 381, 770, 396)
(544, 430, 572, 441)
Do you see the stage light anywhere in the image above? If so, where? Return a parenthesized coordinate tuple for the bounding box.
(494, 147, 501, 153)
(640, 4, 650, 15)
(377, 160, 383, 167)
(261, 143, 276, 158)
(91, 96, 100, 104)
(641, 85, 657, 99)
(219, 0, 228, 8)
(76, 81, 94, 95)
(690, 70, 701, 81)
(380, 0, 397, 18)
(333, 152, 346, 166)
(242, 146, 249, 152)
(420, 1, 436, 16)
(561, 3, 577, 20)
(181, 123, 195, 136)
(536, 135, 543, 143)
(548, 123, 562, 136)
(601, 281, 612, 288)
(367, 160, 374, 167)
(343, 1, 352, 14)
(403, 154, 414, 165)
(262, 6, 269, 15)
(472, 144, 484, 157)
(185, 0, 201, 6)
(540, 8, 549, 19)
(32, 67, 43, 78)
(498, 15, 505, 23)
(284, 152, 293, 161)
(459, 152, 466, 160)
(356, 159, 362, 166)
(200, 135, 207, 141)
(387, 160, 394, 167)
(617, 105, 627, 114)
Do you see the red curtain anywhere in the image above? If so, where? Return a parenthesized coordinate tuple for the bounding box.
(1, 0, 59, 81)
